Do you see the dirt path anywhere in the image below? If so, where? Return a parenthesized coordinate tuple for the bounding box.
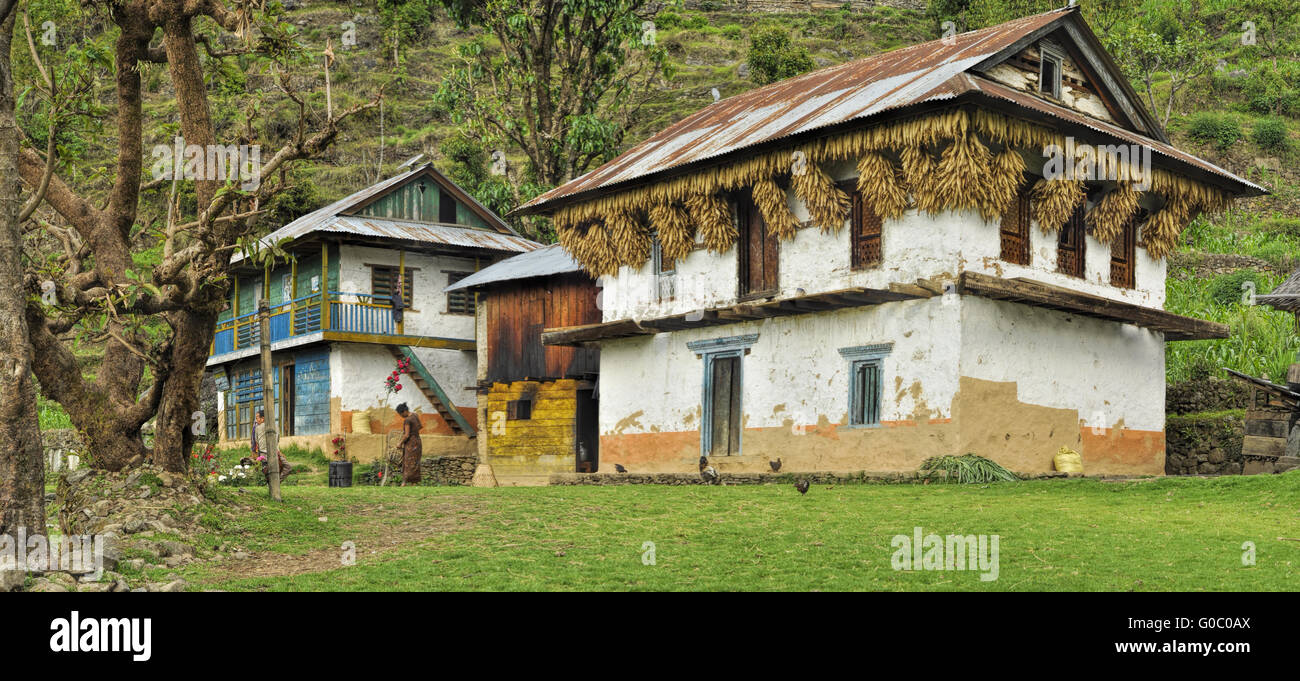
(200, 495, 484, 582)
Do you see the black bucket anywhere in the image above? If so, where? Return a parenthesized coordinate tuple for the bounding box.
(328, 461, 353, 488)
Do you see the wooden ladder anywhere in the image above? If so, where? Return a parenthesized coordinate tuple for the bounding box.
(387, 345, 476, 438)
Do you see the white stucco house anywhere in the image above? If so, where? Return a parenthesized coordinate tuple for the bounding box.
(206, 163, 539, 460)
(518, 7, 1262, 476)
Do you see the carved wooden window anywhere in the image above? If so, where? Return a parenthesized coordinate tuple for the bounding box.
(999, 182, 1032, 266)
(1057, 201, 1087, 279)
(849, 186, 882, 270)
(1110, 215, 1137, 289)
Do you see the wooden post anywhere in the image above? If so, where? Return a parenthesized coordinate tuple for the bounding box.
(290, 257, 298, 333)
(260, 299, 282, 502)
(232, 276, 240, 348)
(397, 250, 405, 335)
(321, 242, 330, 330)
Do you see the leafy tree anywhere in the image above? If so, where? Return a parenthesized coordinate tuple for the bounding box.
(14, 1, 377, 472)
(435, 0, 668, 240)
(746, 27, 814, 86)
(1107, 18, 1214, 128)
(377, 0, 440, 65)
(0, 0, 45, 543)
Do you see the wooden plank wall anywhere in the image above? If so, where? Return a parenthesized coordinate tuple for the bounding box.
(486, 273, 600, 383)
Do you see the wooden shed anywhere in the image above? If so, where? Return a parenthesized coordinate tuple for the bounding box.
(446, 244, 601, 485)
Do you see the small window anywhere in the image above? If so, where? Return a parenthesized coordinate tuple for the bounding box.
(652, 234, 676, 301)
(840, 344, 891, 428)
(1057, 201, 1087, 279)
(439, 189, 457, 224)
(1039, 46, 1063, 99)
(446, 272, 476, 315)
(850, 360, 883, 427)
(507, 399, 533, 420)
(652, 234, 675, 275)
(999, 182, 1032, 266)
(371, 266, 414, 307)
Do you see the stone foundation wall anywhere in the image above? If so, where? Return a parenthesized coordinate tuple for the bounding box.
(1166, 377, 1251, 415)
(549, 470, 1152, 485)
(420, 454, 478, 485)
(1165, 412, 1245, 475)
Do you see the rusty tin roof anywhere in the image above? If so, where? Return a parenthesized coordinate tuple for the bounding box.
(519, 7, 1260, 214)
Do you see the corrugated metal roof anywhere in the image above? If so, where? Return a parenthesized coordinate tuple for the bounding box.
(444, 243, 584, 291)
(519, 7, 1259, 213)
(520, 9, 1072, 211)
(233, 163, 531, 263)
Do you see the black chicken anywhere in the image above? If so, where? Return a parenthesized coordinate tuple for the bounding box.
(615, 463, 628, 473)
(769, 458, 782, 472)
(795, 480, 810, 495)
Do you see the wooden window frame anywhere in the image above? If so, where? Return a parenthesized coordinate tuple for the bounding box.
(1039, 44, 1064, 100)
(445, 271, 477, 316)
(840, 344, 892, 428)
(506, 398, 533, 420)
(999, 183, 1032, 266)
(1056, 201, 1087, 279)
(844, 181, 883, 271)
(369, 265, 416, 311)
(1110, 215, 1138, 289)
(735, 196, 779, 301)
(652, 233, 676, 302)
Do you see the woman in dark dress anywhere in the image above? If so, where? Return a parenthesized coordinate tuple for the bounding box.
(396, 403, 422, 486)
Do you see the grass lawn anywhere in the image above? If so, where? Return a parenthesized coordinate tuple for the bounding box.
(169, 471, 1300, 592)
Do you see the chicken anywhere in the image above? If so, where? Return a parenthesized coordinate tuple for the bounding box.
(769, 458, 782, 472)
(795, 480, 810, 495)
(615, 463, 628, 473)
(699, 456, 720, 485)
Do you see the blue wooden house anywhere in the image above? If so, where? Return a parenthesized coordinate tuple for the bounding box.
(206, 163, 540, 460)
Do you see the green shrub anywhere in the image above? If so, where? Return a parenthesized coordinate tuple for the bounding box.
(721, 23, 742, 40)
(746, 27, 815, 86)
(697, 0, 722, 10)
(920, 454, 1020, 483)
(1187, 112, 1242, 151)
(655, 11, 680, 30)
(1243, 62, 1300, 116)
(1251, 117, 1290, 154)
(679, 12, 708, 30)
(1209, 270, 1263, 307)
(1257, 216, 1300, 237)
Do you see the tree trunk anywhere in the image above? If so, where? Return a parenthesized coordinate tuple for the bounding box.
(0, 5, 46, 541)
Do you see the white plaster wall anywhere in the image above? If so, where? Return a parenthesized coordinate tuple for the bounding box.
(598, 297, 961, 437)
(958, 296, 1165, 431)
(600, 165, 1167, 323)
(333, 343, 475, 413)
(337, 244, 480, 340)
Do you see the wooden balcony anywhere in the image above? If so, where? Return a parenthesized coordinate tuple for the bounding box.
(208, 291, 473, 364)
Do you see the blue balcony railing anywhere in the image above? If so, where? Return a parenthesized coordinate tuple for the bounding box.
(211, 292, 397, 357)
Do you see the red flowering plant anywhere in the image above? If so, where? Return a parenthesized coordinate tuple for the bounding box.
(191, 442, 220, 479)
(383, 356, 411, 395)
(331, 435, 348, 462)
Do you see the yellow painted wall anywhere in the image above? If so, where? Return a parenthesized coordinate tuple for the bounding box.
(485, 379, 579, 484)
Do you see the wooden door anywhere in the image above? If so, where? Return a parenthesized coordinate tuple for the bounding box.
(575, 388, 599, 472)
(709, 356, 742, 456)
(738, 198, 778, 297)
(280, 365, 295, 437)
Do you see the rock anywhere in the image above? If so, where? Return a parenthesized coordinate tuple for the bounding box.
(232, 551, 251, 561)
(28, 579, 69, 592)
(1, 569, 26, 592)
(158, 579, 187, 593)
(65, 468, 93, 485)
(122, 559, 146, 571)
(156, 540, 193, 558)
(78, 582, 113, 593)
(123, 518, 149, 534)
(45, 572, 78, 589)
(162, 556, 189, 569)
(113, 580, 130, 593)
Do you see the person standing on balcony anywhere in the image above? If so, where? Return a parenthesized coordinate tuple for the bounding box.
(396, 402, 422, 486)
(390, 271, 404, 326)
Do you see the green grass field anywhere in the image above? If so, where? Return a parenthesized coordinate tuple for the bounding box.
(166, 471, 1300, 592)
